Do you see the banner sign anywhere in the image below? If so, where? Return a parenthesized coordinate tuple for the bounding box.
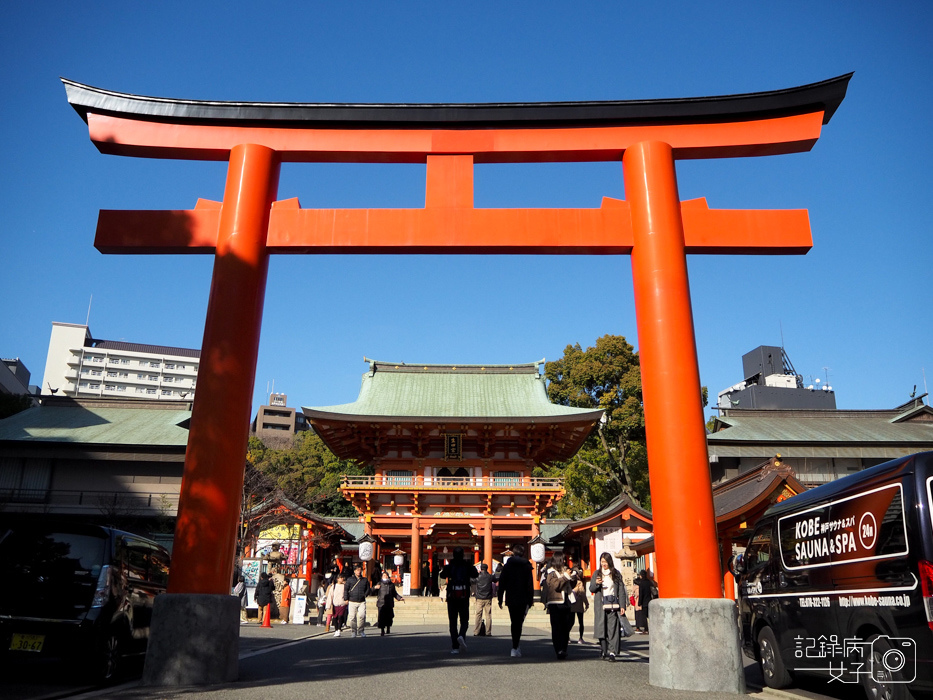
(778, 483, 907, 570)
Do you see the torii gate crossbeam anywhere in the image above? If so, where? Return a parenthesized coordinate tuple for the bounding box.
(64, 74, 850, 690)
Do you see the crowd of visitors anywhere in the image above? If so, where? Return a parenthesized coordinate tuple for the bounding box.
(236, 546, 655, 662)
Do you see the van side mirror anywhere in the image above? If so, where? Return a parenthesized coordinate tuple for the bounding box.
(729, 554, 745, 576)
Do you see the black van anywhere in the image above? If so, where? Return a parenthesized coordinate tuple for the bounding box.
(733, 451, 933, 700)
(0, 521, 170, 681)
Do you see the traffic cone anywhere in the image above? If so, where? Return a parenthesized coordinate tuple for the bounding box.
(261, 605, 272, 628)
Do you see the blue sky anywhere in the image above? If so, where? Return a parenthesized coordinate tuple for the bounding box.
(1, 2, 930, 421)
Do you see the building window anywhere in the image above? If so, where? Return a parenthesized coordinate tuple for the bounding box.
(493, 471, 521, 487)
(89, 355, 103, 363)
(0, 456, 51, 502)
(105, 384, 116, 391)
(88, 383, 100, 389)
(90, 370, 101, 377)
(150, 362, 160, 369)
(386, 470, 414, 486)
(164, 377, 173, 383)
(117, 385, 126, 392)
(165, 363, 175, 370)
(121, 359, 130, 365)
(147, 388, 156, 395)
(161, 390, 172, 396)
(149, 375, 158, 382)
(107, 371, 117, 378)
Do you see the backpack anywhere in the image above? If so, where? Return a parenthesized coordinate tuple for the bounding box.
(448, 563, 470, 600)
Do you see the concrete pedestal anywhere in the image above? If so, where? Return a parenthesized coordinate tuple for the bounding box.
(142, 594, 239, 686)
(648, 598, 745, 694)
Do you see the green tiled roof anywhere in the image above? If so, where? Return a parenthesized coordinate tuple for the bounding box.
(304, 360, 602, 421)
(710, 412, 933, 444)
(0, 399, 191, 446)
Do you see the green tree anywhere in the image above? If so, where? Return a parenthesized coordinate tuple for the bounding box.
(245, 431, 369, 517)
(0, 393, 33, 420)
(544, 335, 648, 516)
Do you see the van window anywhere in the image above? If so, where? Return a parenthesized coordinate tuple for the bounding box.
(876, 490, 907, 556)
(116, 536, 149, 580)
(149, 548, 170, 585)
(745, 529, 771, 569)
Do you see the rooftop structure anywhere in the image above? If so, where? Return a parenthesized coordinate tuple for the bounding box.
(41, 322, 200, 402)
(717, 345, 836, 411)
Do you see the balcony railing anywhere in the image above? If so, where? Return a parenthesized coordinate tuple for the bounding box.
(341, 475, 563, 490)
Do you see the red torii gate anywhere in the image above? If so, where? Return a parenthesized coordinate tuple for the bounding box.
(64, 74, 849, 688)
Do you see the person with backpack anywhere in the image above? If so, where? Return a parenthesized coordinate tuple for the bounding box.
(496, 543, 534, 658)
(439, 547, 478, 654)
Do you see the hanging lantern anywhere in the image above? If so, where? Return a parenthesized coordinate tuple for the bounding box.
(392, 547, 406, 567)
(357, 534, 375, 562)
(501, 547, 514, 565)
(529, 536, 547, 564)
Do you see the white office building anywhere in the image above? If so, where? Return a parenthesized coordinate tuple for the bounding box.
(41, 322, 200, 401)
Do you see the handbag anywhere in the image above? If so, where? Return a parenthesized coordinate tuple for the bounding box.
(619, 613, 634, 638)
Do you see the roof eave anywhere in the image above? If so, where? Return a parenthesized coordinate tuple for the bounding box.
(62, 74, 852, 129)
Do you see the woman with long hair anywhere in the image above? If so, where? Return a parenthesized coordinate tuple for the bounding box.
(543, 553, 575, 659)
(569, 568, 589, 644)
(588, 552, 627, 661)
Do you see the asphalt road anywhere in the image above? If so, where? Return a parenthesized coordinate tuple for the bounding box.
(0, 622, 863, 700)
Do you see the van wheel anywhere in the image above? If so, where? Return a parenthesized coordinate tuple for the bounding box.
(861, 635, 913, 700)
(758, 626, 793, 689)
(96, 628, 123, 683)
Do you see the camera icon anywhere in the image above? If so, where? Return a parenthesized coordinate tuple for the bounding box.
(869, 636, 916, 684)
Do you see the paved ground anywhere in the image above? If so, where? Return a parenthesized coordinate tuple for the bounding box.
(4, 622, 853, 700)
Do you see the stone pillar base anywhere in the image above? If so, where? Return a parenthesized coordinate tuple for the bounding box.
(143, 594, 239, 686)
(649, 598, 745, 694)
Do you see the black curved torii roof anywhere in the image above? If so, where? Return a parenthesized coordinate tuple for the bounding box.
(62, 73, 852, 129)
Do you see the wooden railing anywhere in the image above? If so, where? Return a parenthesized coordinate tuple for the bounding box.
(340, 475, 563, 490)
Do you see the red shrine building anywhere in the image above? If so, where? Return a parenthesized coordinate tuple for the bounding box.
(303, 359, 603, 591)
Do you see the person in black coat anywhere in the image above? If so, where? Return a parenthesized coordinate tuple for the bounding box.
(439, 547, 478, 654)
(589, 552, 628, 661)
(496, 543, 534, 657)
(254, 571, 274, 624)
(374, 570, 404, 635)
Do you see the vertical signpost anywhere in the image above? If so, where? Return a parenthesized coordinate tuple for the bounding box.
(64, 73, 849, 690)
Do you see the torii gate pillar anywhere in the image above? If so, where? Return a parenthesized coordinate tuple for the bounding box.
(63, 73, 850, 691)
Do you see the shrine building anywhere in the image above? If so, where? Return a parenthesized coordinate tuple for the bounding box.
(303, 359, 603, 592)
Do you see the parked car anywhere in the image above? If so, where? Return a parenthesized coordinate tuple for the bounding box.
(732, 451, 933, 700)
(0, 521, 170, 681)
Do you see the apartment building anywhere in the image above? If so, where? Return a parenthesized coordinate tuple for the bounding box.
(41, 322, 200, 401)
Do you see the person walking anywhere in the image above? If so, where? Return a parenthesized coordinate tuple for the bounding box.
(439, 547, 478, 654)
(543, 553, 575, 659)
(316, 577, 329, 626)
(326, 572, 348, 637)
(375, 569, 404, 635)
(345, 562, 371, 638)
(279, 575, 292, 624)
(496, 543, 534, 658)
(569, 571, 590, 643)
(472, 563, 494, 636)
(589, 552, 627, 662)
(634, 569, 655, 633)
(233, 576, 248, 624)
(255, 571, 274, 625)
(421, 560, 432, 597)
